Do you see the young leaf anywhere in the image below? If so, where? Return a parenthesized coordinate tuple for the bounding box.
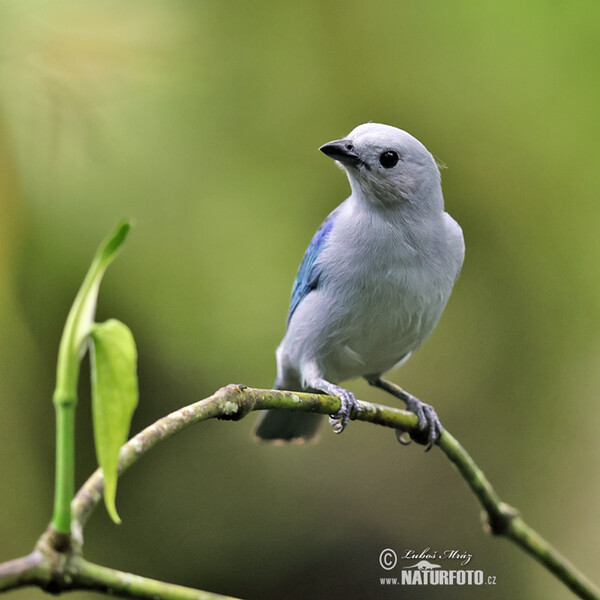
(51, 220, 131, 534)
(89, 319, 138, 524)
(54, 220, 131, 403)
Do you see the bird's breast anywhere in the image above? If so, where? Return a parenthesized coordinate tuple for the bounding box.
(318, 252, 449, 379)
(283, 206, 463, 383)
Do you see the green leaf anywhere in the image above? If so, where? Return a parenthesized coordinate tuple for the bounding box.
(54, 220, 132, 403)
(51, 221, 132, 534)
(90, 319, 138, 524)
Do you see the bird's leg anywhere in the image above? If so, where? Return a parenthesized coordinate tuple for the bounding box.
(366, 376, 442, 450)
(309, 377, 360, 434)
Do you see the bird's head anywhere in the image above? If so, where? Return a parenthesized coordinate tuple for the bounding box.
(319, 123, 443, 213)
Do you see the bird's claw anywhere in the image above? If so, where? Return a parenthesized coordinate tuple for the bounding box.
(395, 430, 412, 445)
(403, 393, 442, 451)
(328, 389, 360, 434)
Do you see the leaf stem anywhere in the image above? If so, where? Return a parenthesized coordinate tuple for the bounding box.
(51, 396, 76, 534)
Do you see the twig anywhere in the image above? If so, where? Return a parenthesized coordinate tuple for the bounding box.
(69, 557, 238, 600)
(0, 527, 240, 599)
(440, 430, 598, 599)
(71, 384, 599, 600)
(1, 385, 598, 600)
(0, 552, 46, 592)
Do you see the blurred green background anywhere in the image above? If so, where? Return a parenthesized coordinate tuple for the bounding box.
(1, 1, 599, 599)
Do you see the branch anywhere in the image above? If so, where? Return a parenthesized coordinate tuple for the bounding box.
(0, 552, 46, 592)
(73, 385, 599, 600)
(72, 385, 380, 531)
(440, 430, 598, 598)
(69, 384, 599, 599)
(1, 385, 598, 600)
(67, 557, 238, 600)
(0, 528, 240, 599)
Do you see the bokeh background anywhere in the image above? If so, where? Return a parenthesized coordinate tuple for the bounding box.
(1, 1, 599, 599)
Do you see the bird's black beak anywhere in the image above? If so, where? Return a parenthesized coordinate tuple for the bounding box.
(319, 138, 365, 168)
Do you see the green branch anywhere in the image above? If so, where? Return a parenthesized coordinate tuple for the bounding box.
(1, 386, 598, 600)
(440, 431, 597, 598)
(0, 550, 238, 600)
(0, 526, 240, 599)
(73, 385, 599, 600)
(66, 556, 239, 600)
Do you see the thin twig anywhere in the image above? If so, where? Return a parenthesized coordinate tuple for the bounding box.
(71, 384, 599, 600)
(0, 552, 46, 592)
(1, 385, 598, 600)
(69, 557, 239, 600)
(440, 431, 599, 600)
(0, 526, 241, 599)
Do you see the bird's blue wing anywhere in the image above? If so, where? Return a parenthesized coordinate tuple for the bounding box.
(286, 207, 339, 326)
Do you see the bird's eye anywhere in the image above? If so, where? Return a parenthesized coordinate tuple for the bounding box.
(379, 150, 399, 169)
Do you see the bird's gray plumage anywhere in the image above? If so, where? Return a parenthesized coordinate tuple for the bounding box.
(255, 123, 464, 444)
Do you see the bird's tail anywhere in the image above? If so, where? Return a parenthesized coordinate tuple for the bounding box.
(253, 378, 323, 443)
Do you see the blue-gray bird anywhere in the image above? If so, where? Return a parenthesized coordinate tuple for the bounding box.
(255, 123, 464, 447)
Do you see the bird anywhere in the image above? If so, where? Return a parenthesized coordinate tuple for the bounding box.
(254, 123, 464, 447)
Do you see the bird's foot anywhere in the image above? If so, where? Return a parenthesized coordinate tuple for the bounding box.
(327, 385, 360, 433)
(403, 393, 442, 450)
(309, 378, 360, 434)
(310, 381, 358, 434)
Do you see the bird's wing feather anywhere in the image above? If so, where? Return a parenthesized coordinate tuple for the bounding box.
(286, 204, 342, 326)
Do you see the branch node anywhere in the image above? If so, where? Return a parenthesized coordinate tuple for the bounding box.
(216, 383, 253, 421)
(482, 502, 519, 536)
(37, 526, 72, 555)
